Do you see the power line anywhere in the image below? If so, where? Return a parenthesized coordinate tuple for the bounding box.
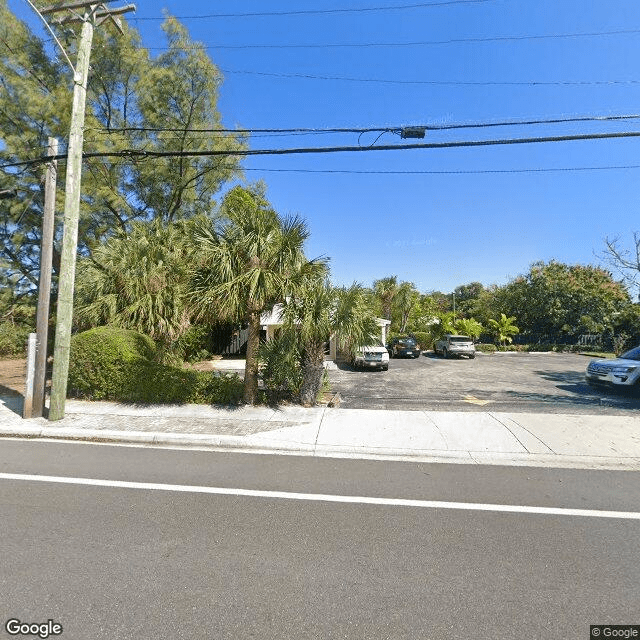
(132, 0, 494, 20)
(219, 67, 640, 87)
(93, 114, 640, 136)
(238, 165, 640, 175)
(5, 130, 640, 169)
(139, 27, 640, 51)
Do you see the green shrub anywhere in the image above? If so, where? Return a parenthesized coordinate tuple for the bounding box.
(259, 331, 302, 402)
(475, 343, 497, 353)
(68, 326, 156, 400)
(129, 364, 243, 405)
(523, 343, 569, 352)
(174, 324, 214, 362)
(0, 322, 31, 357)
(497, 344, 527, 352)
(68, 325, 243, 404)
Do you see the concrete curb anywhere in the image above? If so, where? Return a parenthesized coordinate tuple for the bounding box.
(1, 424, 639, 471)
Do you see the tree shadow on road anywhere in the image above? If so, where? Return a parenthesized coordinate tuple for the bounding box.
(502, 388, 640, 411)
(529, 369, 640, 410)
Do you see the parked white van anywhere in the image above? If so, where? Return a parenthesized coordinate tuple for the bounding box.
(352, 342, 390, 371)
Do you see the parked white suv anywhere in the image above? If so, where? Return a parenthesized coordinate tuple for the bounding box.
(352, 343, 390, 371)
(586, 346, 640, 390)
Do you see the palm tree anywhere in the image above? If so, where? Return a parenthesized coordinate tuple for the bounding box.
(190, 185, 325, 404)
(395, 281, 420, 333)
(373, 276, 398, 321)
(74, 217, 196, 349)
(488, 313, 520, 346)
(283, 279, 380, 406)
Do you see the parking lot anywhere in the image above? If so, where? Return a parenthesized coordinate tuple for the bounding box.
(329, 351, 640, 415)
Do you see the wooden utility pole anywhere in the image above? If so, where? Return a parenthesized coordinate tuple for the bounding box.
(32, 137, 58, 418)
(45, 1, 135, 421)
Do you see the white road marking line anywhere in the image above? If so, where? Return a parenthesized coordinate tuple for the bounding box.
(1, 472, 639, 520)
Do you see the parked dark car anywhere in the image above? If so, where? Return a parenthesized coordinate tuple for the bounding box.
(387, 336, 421, 358)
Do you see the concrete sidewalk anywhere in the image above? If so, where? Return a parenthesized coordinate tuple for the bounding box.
(1, 394, 639, 470)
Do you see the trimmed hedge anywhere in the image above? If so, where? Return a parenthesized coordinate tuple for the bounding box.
(68, 326, 156, 400)
(68, 326, 243, 404)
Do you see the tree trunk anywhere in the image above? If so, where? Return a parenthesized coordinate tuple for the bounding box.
(243, 311, 261, 404)
(298, 342, 326, 407)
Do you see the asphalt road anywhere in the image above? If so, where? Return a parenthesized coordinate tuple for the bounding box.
(330, 351, 640, 414)
(1, 440, 639, 640)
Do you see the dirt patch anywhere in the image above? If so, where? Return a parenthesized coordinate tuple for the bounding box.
(0, 358, 26, 396)
(183, 360, 221, 372)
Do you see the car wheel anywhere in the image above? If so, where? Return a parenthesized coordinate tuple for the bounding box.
(443, 348, 449, 359)
(382, 365, 388, 371)
(469, 354, 475, 359)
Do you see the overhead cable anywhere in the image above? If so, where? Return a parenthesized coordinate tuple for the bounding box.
(219, 68, 640, 87)
(94, 114, 640, 136)
(238, 165, 640, 175)
(5, 130, 640, 169)
(139, 27, 640, 51)
(132, 0, 494, 20)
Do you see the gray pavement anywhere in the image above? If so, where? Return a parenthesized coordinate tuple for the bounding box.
(1, 390, 639, 470)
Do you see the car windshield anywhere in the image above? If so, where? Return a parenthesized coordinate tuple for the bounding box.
(450, 336, 471, 343)
(620, 346, 640, 361)
(399, 338, 416, 346)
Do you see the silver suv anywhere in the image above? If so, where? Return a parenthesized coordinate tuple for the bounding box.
(586, 346, 640, 390)
(434, 334, 476, 359)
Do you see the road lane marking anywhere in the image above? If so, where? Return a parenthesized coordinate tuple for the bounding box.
(1, 472, 639, 520)
(462, 395, 492, 406)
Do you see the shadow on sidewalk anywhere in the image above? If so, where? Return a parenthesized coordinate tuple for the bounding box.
(0, 390, 24, 416)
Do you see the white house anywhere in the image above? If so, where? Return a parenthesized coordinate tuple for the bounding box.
(260, 303, 391, 363)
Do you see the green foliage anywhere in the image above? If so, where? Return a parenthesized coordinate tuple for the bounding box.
(405, 294, 440, 334)
(393, 281, 420, 333)
(68, 326, 156, 400)
(429, 312, 457, 341)
(282, 279, 379, 406)
(613, 332, 631, 357)
(1, 5, 244, 294)
(612, 304, 640, 343)
(489, 261, 629, 336)
(191, 185, 327, 404)
(488, 313, 520, 346)
(68, 326, 242, 404)
(174, 324, 216, 362)
(74, 218, 199, 346)
(128, 365, 243, 405)
(454, 317, 484, 340)
(0, 322, 30, 357)
(259, 331, 303, 402)
(0, 287, 36, 357)
(372, 276, 398, 321)
(411, 331, 431, 350)
(475, 343, 497, 353)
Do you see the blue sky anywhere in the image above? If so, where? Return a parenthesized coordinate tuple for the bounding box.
(9, 0, 640, 295)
